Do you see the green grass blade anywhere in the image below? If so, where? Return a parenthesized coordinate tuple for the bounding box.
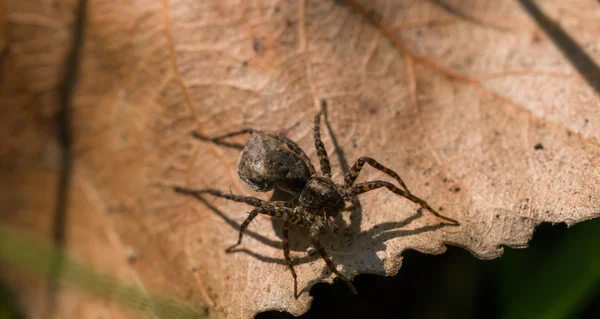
(500, 219, 600, 319)
(0, 225, 207, 319)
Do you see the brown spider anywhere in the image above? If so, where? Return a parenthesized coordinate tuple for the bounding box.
(173, 101, 459, 298)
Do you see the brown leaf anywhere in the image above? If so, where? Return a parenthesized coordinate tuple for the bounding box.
(2, 0, 600, 318)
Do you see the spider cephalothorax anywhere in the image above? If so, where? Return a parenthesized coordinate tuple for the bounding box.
(299, 176, 343, 210)
(173, 101, 459, 298)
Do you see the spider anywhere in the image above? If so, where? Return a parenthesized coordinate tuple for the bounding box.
(172, 101, 459, 298)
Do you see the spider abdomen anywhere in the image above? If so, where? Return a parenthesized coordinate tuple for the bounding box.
(237, 132, 311, 194)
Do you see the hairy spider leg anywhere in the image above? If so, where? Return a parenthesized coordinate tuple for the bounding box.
(173, 186, 299, 251)
(175, 185, 308, 296)
(232, 208, 261, 248)
(192, 129, 317, 175)
(346, 181, 460, 225)
(282, 212, 299, 298)
(313, 103, 332, 177)
(309, 223, 358, 294)
(173, 186, 266, 207)
(233, 206, 289, 246)
(345, 157, 412, 195)
(341, 195, 360, 212)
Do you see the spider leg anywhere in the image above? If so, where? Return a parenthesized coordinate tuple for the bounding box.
(173, 186, 266, 207)
(342, 196, 360, 212)
(233, 208, 260, 247)
(313, 101, 332, 177)
(345, 157, 411, 195)
(226, 206, 289, 252)
(310, 223, 358, 294)
(282, 213, 299, 298)
(347, 181, 459, 225)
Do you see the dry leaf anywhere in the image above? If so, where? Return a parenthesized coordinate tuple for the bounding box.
(2, 0, 600, 318)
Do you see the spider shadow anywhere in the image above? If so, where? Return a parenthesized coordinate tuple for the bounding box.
(196, 192, 323, 254)
(194, 196, 284, 250)
(225, 205, 456, 298)
(196, 172, 456, 293)
(321, 101, 363, 235)
(227, 205, 455, 272)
